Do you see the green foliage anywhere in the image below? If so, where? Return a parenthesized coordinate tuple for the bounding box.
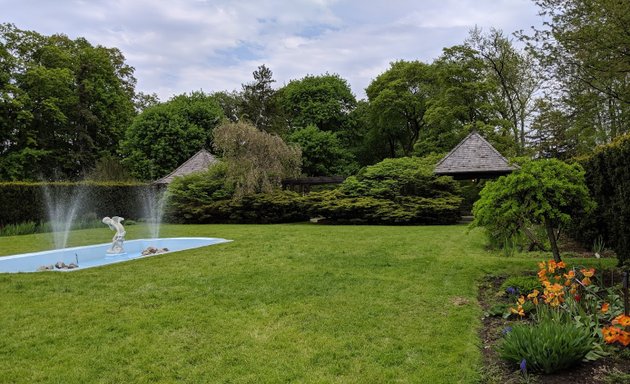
(167, 189, 307, 224)
(213, 121, 301, 198)
(165, 161, 306, 224)
(571, 134, 630, 266)
(341, 155, 459, 199)
(498, 317, 595, 374)
(86, 155, 135, 181)
(240, 64, 284, 133)
(472, 159, 595, 261)
(0, 23, 136, 180)
(288, 125, 357, 176)
(500, 276, 540, 295)
(366, 60, 432, 157)
(307, 191, 461, 225)
(307, 156, 462, 225)
(0, 182, 150, 225)
(0, 221, 38, 236)
(278, 73, 357, 134)
(121, 91, 223, 180)
(166, 163, 234, 210)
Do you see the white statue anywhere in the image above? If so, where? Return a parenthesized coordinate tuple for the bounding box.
(102, 216, 126, 254)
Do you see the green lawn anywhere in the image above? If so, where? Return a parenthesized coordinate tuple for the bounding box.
(0, 224, 606, 383)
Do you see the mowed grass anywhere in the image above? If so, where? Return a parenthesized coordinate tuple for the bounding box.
(0, 224, 605, 383)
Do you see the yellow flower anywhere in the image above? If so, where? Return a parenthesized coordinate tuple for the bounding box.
(527, 290, 539, 305)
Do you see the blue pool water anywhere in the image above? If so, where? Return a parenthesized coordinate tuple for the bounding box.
(0, 237, 232, 273)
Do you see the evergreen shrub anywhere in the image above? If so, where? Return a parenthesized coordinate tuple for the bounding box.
(571, 134, 630, 266)
(307, 156, 462, 225)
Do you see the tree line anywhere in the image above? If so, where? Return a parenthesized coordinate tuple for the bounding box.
(1, 0, 628, 181)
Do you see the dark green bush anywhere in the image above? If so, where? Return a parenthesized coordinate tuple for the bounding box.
(0, 182, 152, 226)
(498, 318, 594, 374)
(165, 155, 462, 225)
(167, 190, 308, 224)
(306, 190, 461, 225)
(307, 156, 462, 225)
(570, 134, 630, 266)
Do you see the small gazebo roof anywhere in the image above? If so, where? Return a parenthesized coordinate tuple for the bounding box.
(154, 149, 218, 185)
(434, 131, 517, 180)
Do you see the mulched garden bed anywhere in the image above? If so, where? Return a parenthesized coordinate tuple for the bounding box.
(478, 274, 630, 384)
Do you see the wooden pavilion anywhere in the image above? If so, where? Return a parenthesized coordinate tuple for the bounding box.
(154, 149, 219, 185)
(434, 131, 517, 180)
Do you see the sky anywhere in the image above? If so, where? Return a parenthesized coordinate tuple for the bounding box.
(0, 0, 544, 101)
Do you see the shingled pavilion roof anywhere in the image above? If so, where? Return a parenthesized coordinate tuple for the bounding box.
(434, 131, 517, 180)
(154, 149, 218, 185)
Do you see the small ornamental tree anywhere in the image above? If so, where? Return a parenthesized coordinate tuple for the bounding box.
(213, 121, 301, 198)
(472, 159, 595, 262)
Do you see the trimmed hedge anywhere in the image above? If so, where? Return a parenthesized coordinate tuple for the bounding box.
(166, 191, 308, 224)
(0, 182, 153, 226)
(306, 156, 462, 225)
(571, 134, 630, 267)
(306, 190, 461, 225)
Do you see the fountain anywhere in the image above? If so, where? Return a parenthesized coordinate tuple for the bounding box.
(102, 216, 126, 254)
(140, 186, 169, 239)
(0, 186, 232, 273)
(42, 184, 84, 249)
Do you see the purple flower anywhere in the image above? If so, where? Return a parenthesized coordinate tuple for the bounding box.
(506, 286, 518, 296)
(520, 359, 527, 375)
(502, 326, 513, 335)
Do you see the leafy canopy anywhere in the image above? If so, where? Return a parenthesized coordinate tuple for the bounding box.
(472, 158, 595, 261)
(121, 92, 223, 180)
(213, 121, 301, 198)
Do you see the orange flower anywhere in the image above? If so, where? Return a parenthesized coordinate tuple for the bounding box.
(600, 303, 610, 313)
(612, 314, 630, 327)
(582, 276, 592, 286)
(538, 261, 546, 270)
(618, 331, 630, 347)
(537, 269, 548, 282)
(602, 326, 619, 343)
(581, 268, 595, 277)
(548, 260, 557, 273)
(569, 283, 578, 295)
(556, 261, 566, 269)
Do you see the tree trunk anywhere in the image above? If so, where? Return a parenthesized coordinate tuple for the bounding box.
(544, 217, 562, 262)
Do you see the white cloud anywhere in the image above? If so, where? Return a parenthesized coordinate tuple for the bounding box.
(0, 0, 542, 100)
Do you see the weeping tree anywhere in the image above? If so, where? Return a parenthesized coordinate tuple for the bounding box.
(472, 159, 595, 262)
(213, 121, 301, 198)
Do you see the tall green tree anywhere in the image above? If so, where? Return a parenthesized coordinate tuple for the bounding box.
(0, 23, 136, 180)
(240, 64, 283, 133)
(467, 28, 540, 154)
(520, 0, 630, 148)
(288, 125, 357, 176)
(366, 60, 433, 157)
(278, 73, 357, 133)
(121, 92, 223, 180)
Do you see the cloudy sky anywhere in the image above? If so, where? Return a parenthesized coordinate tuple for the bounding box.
(1, 0, 544, 100)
